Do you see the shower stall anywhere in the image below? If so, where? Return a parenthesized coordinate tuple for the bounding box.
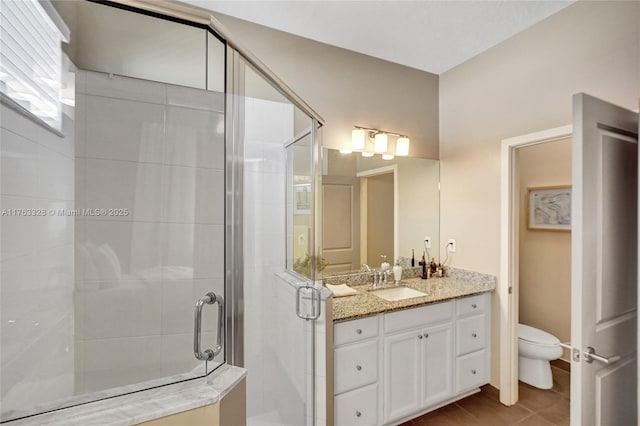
(0, 1, 323, 424)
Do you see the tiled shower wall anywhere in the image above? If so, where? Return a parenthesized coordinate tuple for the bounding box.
(73, 70, 225, 394)
(0, 103, 75, 414)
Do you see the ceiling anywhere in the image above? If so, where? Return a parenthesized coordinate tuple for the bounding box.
(184, 0, 574, 75)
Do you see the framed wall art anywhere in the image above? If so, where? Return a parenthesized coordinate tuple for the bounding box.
(527, 185, 572, 231)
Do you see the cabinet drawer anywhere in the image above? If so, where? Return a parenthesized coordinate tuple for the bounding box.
(334, 339, 378, 394)
(335, 316, 379, 346)
(384, 301, 453, 334)
(335, 384, 378, 426)
(456, 294, 487, 317)
(455, 350, 486, 392)
(456, 314, 486, 356)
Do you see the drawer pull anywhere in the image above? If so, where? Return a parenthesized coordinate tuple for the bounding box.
(356, 411, 362, 417)
(472, 303, 477, 308)
(418, 335, 423, 339)
(424, 333, 429, 338)
(356, 329, 362, 334)
(356, 365, 362, 371)
(472, 332, 477, 338)
(471, 369, 477, 375)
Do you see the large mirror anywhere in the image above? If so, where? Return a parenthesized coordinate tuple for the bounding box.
(319, 148, 439, 275)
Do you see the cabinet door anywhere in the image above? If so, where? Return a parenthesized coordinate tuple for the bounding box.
(383, 328, 423, 423)
(423, 322, 453, 407)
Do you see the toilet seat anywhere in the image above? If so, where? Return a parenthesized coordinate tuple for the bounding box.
(518, 323, 560, 346)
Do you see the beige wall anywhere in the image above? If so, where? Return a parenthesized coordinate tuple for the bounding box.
(518, 139, 572, 362)
(211, 13, 439, 159)
(439, 1, 640, 386)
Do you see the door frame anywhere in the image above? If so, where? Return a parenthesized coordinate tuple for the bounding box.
(357, 164, 399, 264)
(499, 124, 573, 405)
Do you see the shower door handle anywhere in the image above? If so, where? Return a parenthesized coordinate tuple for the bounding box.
(296, 286, 321, 320)
(194, 292, 225, 361)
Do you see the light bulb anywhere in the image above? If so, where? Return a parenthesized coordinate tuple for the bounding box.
(382, 154, 394, 160)
(351, 128, 365, 150)
(374, 133, 388, 153)
(396, 137, 410, 156)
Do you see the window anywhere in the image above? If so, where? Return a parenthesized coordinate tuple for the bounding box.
(0, 0, 69, 129)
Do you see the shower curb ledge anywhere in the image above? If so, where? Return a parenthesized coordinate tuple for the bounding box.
(7, 365, 247, 426)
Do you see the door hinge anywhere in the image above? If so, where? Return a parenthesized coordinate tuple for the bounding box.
(508, 286, 513, 294)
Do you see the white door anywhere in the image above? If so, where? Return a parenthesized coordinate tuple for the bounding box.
(322, 175, 360, 273)
(423, 322, 453, 407)
(384, 328, 422, 423)
(571, 93, 638, 425)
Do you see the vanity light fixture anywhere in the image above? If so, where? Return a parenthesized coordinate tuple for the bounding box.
(351, 126, 411, 158)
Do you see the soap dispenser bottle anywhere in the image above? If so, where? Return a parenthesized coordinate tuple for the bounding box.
(393, 259, 402, 285)
(380, 255, 390, 272)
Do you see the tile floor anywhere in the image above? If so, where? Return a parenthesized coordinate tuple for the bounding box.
(402, 366, 570, 425)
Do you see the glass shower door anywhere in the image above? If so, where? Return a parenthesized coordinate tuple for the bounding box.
(235, 54, 319, 425)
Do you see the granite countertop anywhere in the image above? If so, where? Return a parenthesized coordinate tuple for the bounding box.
(331, 268, 496, 322)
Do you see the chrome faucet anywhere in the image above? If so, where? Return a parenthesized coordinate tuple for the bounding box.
(372, 270, 382, 288)
(382, 270, 392, 286)
(371, 270, 392, 288)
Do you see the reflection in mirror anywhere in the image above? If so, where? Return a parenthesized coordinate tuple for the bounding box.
(320, 148, 439, 276)
(286, 131, 315, 278)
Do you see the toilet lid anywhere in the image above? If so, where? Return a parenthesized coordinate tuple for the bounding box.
(518, 324, 560, 345)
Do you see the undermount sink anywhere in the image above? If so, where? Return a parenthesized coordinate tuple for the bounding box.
(371, 286, 428, 302)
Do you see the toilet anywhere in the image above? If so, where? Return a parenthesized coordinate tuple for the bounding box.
(518, 323, 563, 389)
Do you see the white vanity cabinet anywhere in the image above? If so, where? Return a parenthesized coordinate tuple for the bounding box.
(333, 292, 491, 426)
(383, 302, 454, 423)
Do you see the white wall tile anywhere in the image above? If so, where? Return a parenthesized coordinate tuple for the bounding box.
(75, 280, 162, 340)
(0, 314, 74, 414)
(1, 129, 39, 198)
(38, 145, 74, 201)
(85, 71, 166, 105)
(164, 106, 223, 169)
(195, 168, 224, 225)
(85, 95, 165, 164)
(160, 333, 200, 377)
(83, 159, 163, 222)
(194, 224, 224, 279)
(74, 335, 162, 395)
(74, 94, 87, 158)
(1, 196, 40, 261)
(82, 220, 163, 275)
(162, 165, 196, 223)
(166, 85, 224, 112)
(0, 106, 40, 143)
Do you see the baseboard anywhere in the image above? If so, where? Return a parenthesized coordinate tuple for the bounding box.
(551, 358, 571, 372)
